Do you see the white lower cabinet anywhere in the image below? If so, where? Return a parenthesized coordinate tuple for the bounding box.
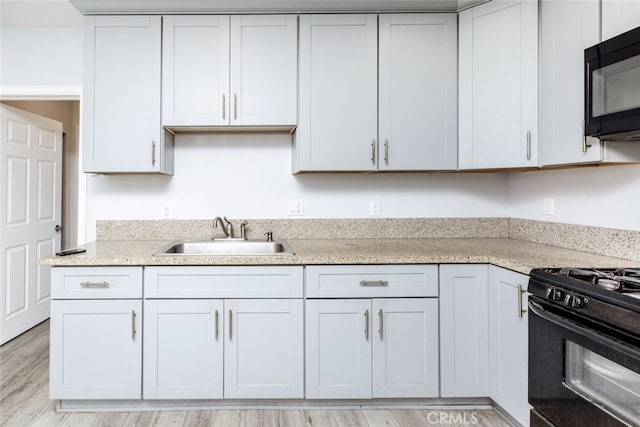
(142, 266, 304, 400)
(49, 267, 143, 399)
(305, 265, 439, 399)
(305, 299, 372, 399)
(488, 266, 530, 427)
(372, 298, 439, 398)
(143, 299, 224, 399)
(439, 264, 489, 397)
(224, 299, 303, 399)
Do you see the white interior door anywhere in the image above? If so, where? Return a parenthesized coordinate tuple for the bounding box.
(0, 104, 62, 344)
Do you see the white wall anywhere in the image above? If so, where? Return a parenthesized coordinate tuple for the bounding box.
(84, 133, 510, 241)
(508, 164, 640, 231)
(0, 27, 83, 87)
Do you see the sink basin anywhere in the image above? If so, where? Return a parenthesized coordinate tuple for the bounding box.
(154, 239, 295, 256)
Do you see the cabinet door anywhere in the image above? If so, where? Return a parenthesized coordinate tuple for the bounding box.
(225, 299, 303, 399)
(230, 15, 297, 126)
(49, 299, 142, 399)
(439, 264, 489, 397)
(305, 299, 372, 398)
(489, 266, 529, 427)
(458, 1, 538, 169)
(378, 14, 457, 171)
(540, 0, 602, 166)
(602, 0, 640, 40)
(372, 298, 439, 398)
(295, 14, 378, 172)
(83, 16, 168, 173)
(143, 299, 223, 399)
(162, 15, 230, 126)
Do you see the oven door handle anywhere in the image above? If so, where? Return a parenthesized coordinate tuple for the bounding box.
(529, 300, 640, 359)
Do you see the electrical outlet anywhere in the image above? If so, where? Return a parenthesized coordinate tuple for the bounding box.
(543, 198, 554, 215)
(288, 200, 304, 216)
(162, 204, 177, 219)
(370, 200, 380, 216)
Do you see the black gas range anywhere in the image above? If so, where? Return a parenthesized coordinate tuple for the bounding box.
(528, 267, 640, 427)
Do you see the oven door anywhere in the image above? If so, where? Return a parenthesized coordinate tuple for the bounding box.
(584, 26, 640, 139)
(529, 297, 640, 427)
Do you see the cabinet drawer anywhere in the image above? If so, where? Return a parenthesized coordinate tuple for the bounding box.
(144, 266, 303, 298)
(305, 265, 438, 298)
(51, 267, 143, 299)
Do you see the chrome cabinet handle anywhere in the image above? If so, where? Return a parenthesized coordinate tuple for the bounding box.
(214, 310, 219, 340)
(360, 280, 389, 286)
(378, 309, 383, 339)
(222, 93, 226, 120)
(229, 309, 232, 340)
(80, 281, 109, 288)
(131, 310, 136, 340)
(233, 93, 237, 120)
(364, 309, 369, 340)
(151, 141, 156, 166)
(384, 139, 389, 164)
(518, 284, 527, 318)
(371, 139, 376, 164)
(526, 131, 532, 160)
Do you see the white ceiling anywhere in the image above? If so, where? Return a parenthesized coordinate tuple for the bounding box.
(0, 0, 487, 27)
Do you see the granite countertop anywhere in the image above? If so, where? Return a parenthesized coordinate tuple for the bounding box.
(40, 238, 640, 274)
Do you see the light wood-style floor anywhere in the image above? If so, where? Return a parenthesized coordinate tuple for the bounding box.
(0, 321, 511, 427)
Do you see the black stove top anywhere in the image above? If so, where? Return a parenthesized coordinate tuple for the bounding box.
(538, 267, 640, 293)
(529, 267, 640, 338)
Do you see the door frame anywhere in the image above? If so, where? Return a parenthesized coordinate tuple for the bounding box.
(0, 85, 86, 245)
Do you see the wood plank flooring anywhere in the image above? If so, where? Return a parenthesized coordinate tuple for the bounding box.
(0, 321, 511, 427)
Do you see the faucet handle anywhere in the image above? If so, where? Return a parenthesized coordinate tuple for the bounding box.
(240, 221, 248, 240)
(265, 232, 273, 242)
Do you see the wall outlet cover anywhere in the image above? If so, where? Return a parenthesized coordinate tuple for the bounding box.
(288, 199, 304, 216)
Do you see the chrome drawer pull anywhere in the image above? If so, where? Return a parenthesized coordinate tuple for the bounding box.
(131, 310, 136, 340)
(80, 281, 109, 288)
(222, 93, 226, 120)
(518, 284, 527, 318)
(214, 310, 219, 340)
(359, 280, 389, 286)
(378, 309, 383, 339)
(364, 309, 369, 340)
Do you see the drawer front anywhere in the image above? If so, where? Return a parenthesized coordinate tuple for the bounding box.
(144, 266, 303, 298)
(52, 267, 143, 299)
(306, 265, 438, 298)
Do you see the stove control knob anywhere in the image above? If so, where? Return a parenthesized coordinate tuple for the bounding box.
(545, 288, 564, 301)
(564, 294, 585, 308)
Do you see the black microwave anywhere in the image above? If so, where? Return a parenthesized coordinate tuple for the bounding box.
(585, 25, 640, 141)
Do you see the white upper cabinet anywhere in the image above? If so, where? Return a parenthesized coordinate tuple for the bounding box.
(230, 15, 298, 126)
(295, 13, 456, 172)
(162, 15, 297, 128)
(295, 14, 379, 172)
(458, 0, 538, 170)
(162, 16, 229, 127)
(378, 14, 457, 171)
(83, 16, 173, 174)
(602, 0, 640, 40)
(539, 0, 602, 166)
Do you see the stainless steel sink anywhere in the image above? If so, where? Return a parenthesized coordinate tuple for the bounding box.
(154, 239, 295, 256)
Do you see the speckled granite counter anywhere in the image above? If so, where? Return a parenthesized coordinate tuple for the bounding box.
(40, 238, 640, 275)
